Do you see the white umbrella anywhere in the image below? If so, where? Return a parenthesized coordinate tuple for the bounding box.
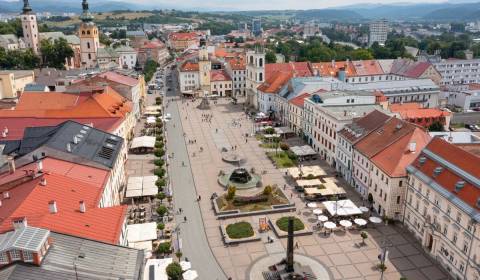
(307, 202, 317, 208)
(359, 206, 369, 213)
(323, 221, 337, 230)
(369, 216, 383, 224)
(339, 220, 352, 228)
(180, 261, 192, 270)
(318, 215, 329, 222)
(354, 218, 367, 226)
(183, 270, 198, 280)
(312, 209, 323, 215)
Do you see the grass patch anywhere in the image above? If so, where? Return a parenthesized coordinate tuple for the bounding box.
(226, 222, 254, 239)
(276, 217, 305, 232)
(267, 151, 297, 168)
(260, 142, 279, 149)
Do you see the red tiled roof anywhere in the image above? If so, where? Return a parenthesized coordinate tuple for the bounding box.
(257, 71, 293, 94)
(468, 83, 480, 90)
(168, 32, 198, 41)
(411, 137, 480, 210)
(311, 61, 356, 77)
(227, 57, 246, 70)
(265, 62, 312, 79)
(0, 158, 126, 244)
(351, 60, 384, 76)
(180, 61, 199, 72)
(389, 103, 451, 120)
(210, 70, 231, 82)
(339, 110, 391, 144)
(98, 71, 139, 87)
(289, 93, 311, 108)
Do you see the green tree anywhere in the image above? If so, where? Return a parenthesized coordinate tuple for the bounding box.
(144, 59, 159, 82)
(350, 48, 374, 60)
(165, 262, 182, 280)
(156, 205, 168, 217)
(428, 121, 444, 132)
(226, 185, 236, 200)
(0, 47, 39, 69)
(157, 241, 172, 255)
(156, 192, 166, 203)
(360, 231, 368, 245)
(40, 38, 74, 69)
(157, 222, 165, 236)
(265, 51, 277, 63)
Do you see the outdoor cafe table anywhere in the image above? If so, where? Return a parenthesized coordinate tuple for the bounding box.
(359, 206, 369, 213)
(312, 209, 323, 215)
(369, 216, 383, 224)
(307, 202, 318, 208)
(324, 221, 337, 230)
(318, 215, 329, 222)
(354, 218, 368, 226)
(339, 220, 353, 228)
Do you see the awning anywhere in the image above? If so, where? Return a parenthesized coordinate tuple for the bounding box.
(130, 136, 156, 149)
(274, 126, 294, 135)
(125, 175, 158, 198)
(143, 258, 173, 280)
(145, 105, 162, 112)
(144, 111, 160, 116)
(290, 145, 317, 157)
(127, 222, 157, 243)
(296, 179, 322, 187)
(287, 165, 326, 179)
(322, 199, 362, 217)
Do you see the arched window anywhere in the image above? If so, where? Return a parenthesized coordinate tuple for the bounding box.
(87, 31, 91, 35)
(87, 42, 90, 49)
(82, 31, 85, 35)
(249, 56, 253, 64)
(259, 58, 263, 67)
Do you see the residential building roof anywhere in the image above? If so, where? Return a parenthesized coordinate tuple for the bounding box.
(0, 70, 33, 79)
(408, 138, 480, 220)
(0, 158, 126, 244)
(210, 70, 231, 82)
(429, 132, 480, 144)
(311, 61, 356, 77)
(98, 71, 139, 87)
(389, 103, 451, 120)
(390, 60, 433, 78)
(2, 120, 124, 170)
(97, 47, 120, 59)
(114, 45, 136, 53)
(289, 93, 311, 108)
(350, 60, 384, 76)
(0, 232, 144, 280)
(227, 57, 246, 70)
(258, 71, 293, 94)
(355, 117, 431, 177)
(180, 61, 199, 72)
(339, 110, 391, 144)
(168, 32, 198, 41)
(319, 104, 383, 122)
(0, 226, 50, 253)
(265, 62, 312, 79)
(39, 32, 80, 45)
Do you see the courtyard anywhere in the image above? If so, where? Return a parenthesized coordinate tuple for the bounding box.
(174, 97, 448, 280)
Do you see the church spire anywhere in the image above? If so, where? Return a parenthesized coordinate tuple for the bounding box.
(80, 0, 94, 22)
(22, 0, 33, 15)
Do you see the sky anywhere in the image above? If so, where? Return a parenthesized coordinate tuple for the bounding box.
(129, 0, 472, 11)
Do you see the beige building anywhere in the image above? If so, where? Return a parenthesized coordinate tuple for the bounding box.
(0, 70, 35, 99)
(288, 93, 310, 136)
(404, 138, 480, 280)
(210, 70, 232, 97)
(79, 0, 99, 69)
(353, 117, 430, 219)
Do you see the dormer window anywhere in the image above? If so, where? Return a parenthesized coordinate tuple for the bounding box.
(433, 167, 443, 177)
(0, 252, 7, 264)
(454, 181, 465, 193)
(418, 156, 426, 166)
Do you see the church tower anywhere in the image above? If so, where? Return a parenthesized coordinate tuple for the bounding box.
(20, 0, 39, 54)
(79, 0, 99, 69)
(198, 38, 211, 95)
(246, 43, 265, 108)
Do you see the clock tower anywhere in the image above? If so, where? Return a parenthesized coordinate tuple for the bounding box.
(198, 38, 211, 95)
(20, 0, 39, 55)
(79, 0, 99, 69)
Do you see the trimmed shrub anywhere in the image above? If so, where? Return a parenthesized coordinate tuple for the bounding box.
(263, 185, 273, 195)
(165, 262, 182, 280)
(154, 167, 166, 177)
(226, 185, 236, 200)
(156, 135, 163, 142)
(233, 195, 268, 206)
(154, 148, 165, 157)
(155, 141, 164, 149)
(156, 178, 166, 187)
(156, 205, 168, 216)
(157, 241, 171, 254)
(280, 142, 289, 151)
(154, 158, 165, 166)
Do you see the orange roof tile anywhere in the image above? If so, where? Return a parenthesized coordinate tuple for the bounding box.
(311, 61, 356, 77)
(168, 32, 198, 41)
(0, 158, 126, 244)
(411, 138, 480, 210)
(210, 70, 231, 82)
(289, 93, 311, 108)
(180, 61, 199, 72)
(389, 103, 451, 120)
(351, 60, 384, 76)
(265, 62, 312, 79)
(258, 71, 293, 94)
(98, 71, 139, 87)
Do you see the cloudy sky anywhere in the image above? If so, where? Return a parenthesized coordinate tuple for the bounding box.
(131, 0, 471, 10)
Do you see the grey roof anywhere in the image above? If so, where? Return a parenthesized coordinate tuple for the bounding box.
(0, 70, 33, 79)
(0, 34, 19, 45)
(115, 45, 136, 53)
(0, 226, 50, 253)
(126, 30, 147, 37)
(0, 232, 144, 280)
(39, 32, 80, 45)
(352, 79, 439, 95)
(24, 83, 48, 92)
(319, 104, 384, 121)
(3, 121, 123, 170)
(97, 47, 120, 59)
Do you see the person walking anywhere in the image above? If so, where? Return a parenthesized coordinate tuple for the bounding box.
(184, 216, 187, 222)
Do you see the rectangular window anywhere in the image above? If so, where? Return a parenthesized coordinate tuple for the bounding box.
(10, 249, 21, 261)
(23, 251, 33, 262)
(0, 252, 7, 264)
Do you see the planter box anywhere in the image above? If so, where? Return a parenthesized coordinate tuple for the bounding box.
(212, 199, 296, 219)
(220, 224, 261, 245)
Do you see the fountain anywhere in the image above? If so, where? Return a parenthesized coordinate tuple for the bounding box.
(218, 168, 261, 189)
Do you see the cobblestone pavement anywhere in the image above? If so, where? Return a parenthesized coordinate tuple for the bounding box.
(175, 97, 448, 280)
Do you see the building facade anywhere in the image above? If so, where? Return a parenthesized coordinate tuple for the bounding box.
(79, 0, 99, 69)
(245, 47, 265, 107)
(369, 19, 388, 46)
(20, 0, 39, 54)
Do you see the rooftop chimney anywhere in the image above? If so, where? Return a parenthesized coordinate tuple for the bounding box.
(1, 131, 6, 138)
(40, 177, 47, 186)
(79, 200, 86, 213)
(73, 135, 79, 144)
(4, 126, 8, 134)
(3, 191, 10, 199)
(409, 142, 417, 153)
(7, 156, 15, 174)
(37, 160, 43, 173)
(48, 200, 57, 214)
(66, 143, 72, 153)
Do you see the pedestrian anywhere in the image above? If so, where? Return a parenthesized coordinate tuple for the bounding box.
(245, 138, 248, 143)
(179, 208, 182, 213)
(198, 195, 201, 201)
(283, 184, 286, 190)
(184, 216, 187, 222)
(290, 193, 293, 199)
(295, 242, 299, 249)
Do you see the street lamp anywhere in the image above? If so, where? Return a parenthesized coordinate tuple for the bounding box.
(74, 253, 86, 280)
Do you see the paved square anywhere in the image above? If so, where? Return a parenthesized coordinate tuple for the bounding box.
(175, 98, 448, 280)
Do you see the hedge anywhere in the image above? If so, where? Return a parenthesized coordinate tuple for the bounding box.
(154, 159, 165, 166)
(154, 167, 166, 177)
(154, 149, 165, 157)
